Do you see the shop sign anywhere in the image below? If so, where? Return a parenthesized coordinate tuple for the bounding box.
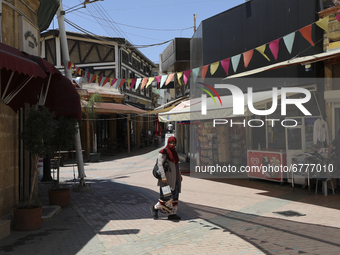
(201, 84, 311, 116)
(18, 16, 39, 55)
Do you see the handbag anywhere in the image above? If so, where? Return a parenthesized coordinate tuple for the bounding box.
(153, 148, 170, 179)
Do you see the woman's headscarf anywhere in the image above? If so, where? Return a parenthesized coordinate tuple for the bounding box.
(160, 136, 179, 164)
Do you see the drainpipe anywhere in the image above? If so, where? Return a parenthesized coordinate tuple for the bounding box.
(0, 0, 2, 43)
(57, 0, 87, 187)
(319, 0, 324, 11)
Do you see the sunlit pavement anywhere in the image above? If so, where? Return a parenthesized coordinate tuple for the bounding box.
(1, 146, 340, 254)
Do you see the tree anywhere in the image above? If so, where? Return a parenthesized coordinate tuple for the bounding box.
(20, 106, 57, 207)
(83, 92, 103, 154)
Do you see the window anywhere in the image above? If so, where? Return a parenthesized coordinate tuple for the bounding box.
(122, 50, 129, 64)
(130, 72, 136, 91)
(132, 57, 140, 70)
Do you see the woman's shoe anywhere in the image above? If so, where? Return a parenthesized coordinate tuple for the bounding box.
(150, 205, 158, 219)
(168, 214, 181, 220)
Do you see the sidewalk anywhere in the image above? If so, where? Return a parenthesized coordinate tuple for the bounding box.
(1, 146, 340, 254)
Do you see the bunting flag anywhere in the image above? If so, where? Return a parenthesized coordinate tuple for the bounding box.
(155, 76, 161, 87)
(269, 39, 280, 60)
(220, 58, 230, 76)
(127, 79, 132, 88)
(102, 77, 110, 86)
(210, 62, 219, 75)
(109, 78, 113, 86)
(283, 32, 295, 54)
(67, 61, 72, 70)
(336, 10, 340, 23)
(183, 70, 191, 85)
(70, 68, 74, 74)
(160, 75, 168, 88)
(111, 78, 117, 87)
(299, 25, 314, 46)
(98, 76, 103, 86)
(118, 79, 126, 89)
(115, 79, 121, 89)
(165, 73, 174, 86)
(255, 45, 270, 61)
(85, 71, 89, 81)
(130, 78, 137, 89)
(95, 76, 99, 84)
(316, 16, 329, 34)
(82, 70, 85, 78)
(177, 72, 183, 85)
(87, 72, 91, 80)
(243, 50, 254, 68)
(146, 77, 155, 88)
(135, 78, 142, 89)
(192, 67, 200, 83)
(140, 77, 148, 90)
(201, 65, 209, 81)
(90, 74, 96, 83)
(231, 54, 241, 73)
(76, 67, 81, 75)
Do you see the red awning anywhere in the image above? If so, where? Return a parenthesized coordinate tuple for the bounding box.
(24, 55, 82, 122)
(0, 43, 48, 110)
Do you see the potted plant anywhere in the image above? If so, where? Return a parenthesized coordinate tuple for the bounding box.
(83, 92, 103, 162)
(16, 106, 57, 231)
(48, 115, 78, 207)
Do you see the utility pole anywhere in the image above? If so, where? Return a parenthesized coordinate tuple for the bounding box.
(57, 0, 88, 190)
(193, 13, 197, 34)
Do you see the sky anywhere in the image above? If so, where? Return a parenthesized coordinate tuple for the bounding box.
(47, 0, 245, 64)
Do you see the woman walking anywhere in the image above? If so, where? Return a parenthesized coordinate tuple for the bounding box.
(150, 136, 182, 220)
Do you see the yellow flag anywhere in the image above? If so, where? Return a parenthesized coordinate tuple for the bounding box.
(316, 16, 329, 34)
(96, 76, 99, 84)
(256, 45, 270, 61)
(210, 61, 219, 75)
(146, 77, 155, 88)
(127, 79, 132, 86)
(177, 72, 183, 85)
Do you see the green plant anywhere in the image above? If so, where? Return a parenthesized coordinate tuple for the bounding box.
(20, 106, 57, 207)
(51, 115, 78, 189)
(83, 92, 103, 153)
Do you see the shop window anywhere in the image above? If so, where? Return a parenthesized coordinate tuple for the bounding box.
(96, 115, 109, 152)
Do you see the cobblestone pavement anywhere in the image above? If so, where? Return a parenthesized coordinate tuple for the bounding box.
(1, 146, 340, 254)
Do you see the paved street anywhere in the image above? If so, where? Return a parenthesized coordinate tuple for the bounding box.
(1, 146, 340, 254)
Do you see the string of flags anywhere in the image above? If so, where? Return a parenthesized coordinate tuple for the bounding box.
(64, 14, 333, 91)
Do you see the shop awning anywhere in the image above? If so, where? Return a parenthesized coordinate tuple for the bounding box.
(158, 90, 298, 122)
(82, 101, 147, 115)
(0, 42, 48, 111)
(224, 48, 340, 79)
(146, 95, 189, 115)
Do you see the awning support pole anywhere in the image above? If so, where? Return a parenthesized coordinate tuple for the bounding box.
(4, 76, 33, 104)
(2, 72, 14, 100)
(57, 0, 87, 188)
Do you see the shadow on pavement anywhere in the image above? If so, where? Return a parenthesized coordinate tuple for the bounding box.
(2, 161, 340, 254)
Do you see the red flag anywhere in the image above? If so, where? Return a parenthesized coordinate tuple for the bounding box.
(221, 58, 230, 76)
(201, 65, 209, 81)
(299, 25, 314, 46)
(118, 79, 126, 88)
(243, 50, 254, 68)
(269, 39, 280, 60)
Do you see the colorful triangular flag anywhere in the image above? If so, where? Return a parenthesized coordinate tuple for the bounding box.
(160, 75, 168, 88)
(141, 78, 148, 90)
(201, 65, 209, 81)
(269, 39, 280, 60)
(165, 74, 174, 86)
(283, 32, 295, 54)
(111, 78, 117, 87)
(221, 59, 230, 76)
(130, 79, 137, 89)
(255, 45, 270, 61)
(146, 77, 155, 88)
(115, 79, 121, 89)
(192, 67, 200, 83)
(316, 16, 329, 34)
(118, 79, 126, 89)
(299, 25, 314, 46)
(177, 72, 183, 85)
(183, 70, 191, 85)
(243, 50, 254, 68)
(231, 54, 241, 73)
(210, 62, 219, 75)
(135, 78, 142, 90)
